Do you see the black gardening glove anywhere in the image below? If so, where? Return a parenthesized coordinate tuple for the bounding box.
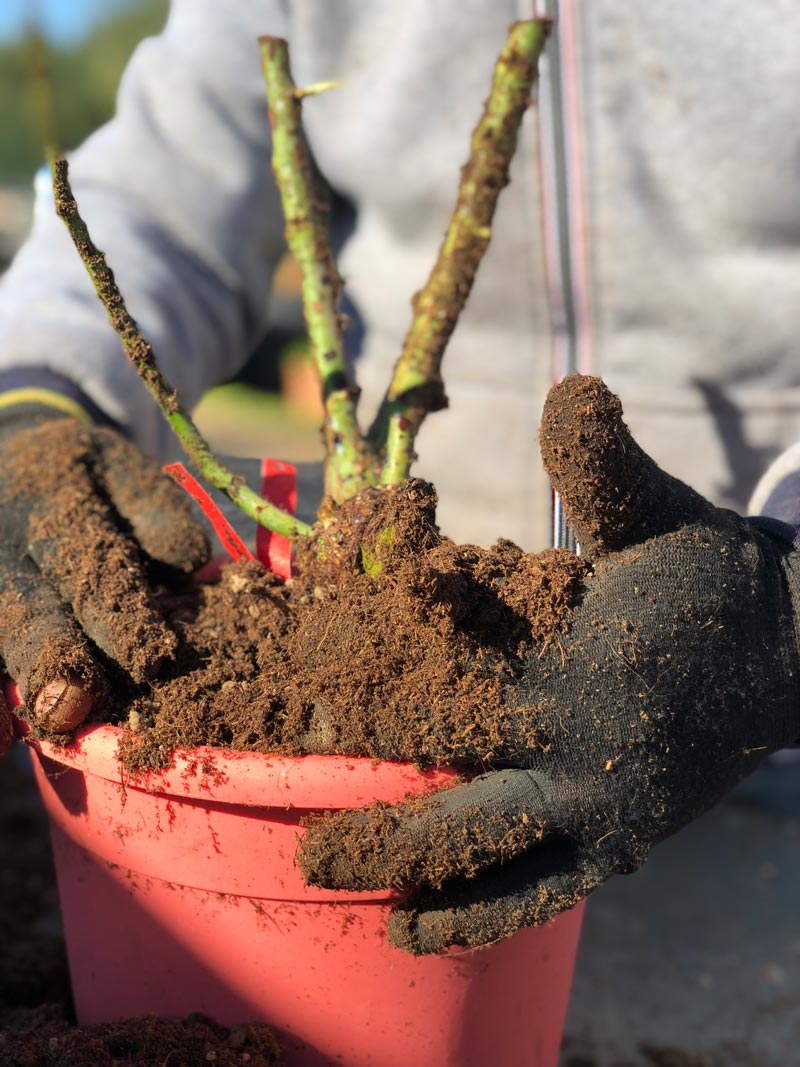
(0, 402, 209, 734)
(299, 375, 800, 954)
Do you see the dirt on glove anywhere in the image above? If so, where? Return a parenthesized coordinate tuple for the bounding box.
(0, 419, 208, 704)
(539, 374, 712, 555)
(296, 786, 548, 891)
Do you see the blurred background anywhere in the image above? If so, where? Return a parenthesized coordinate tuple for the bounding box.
(0, 0, 324, 464)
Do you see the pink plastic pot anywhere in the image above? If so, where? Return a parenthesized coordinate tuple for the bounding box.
(24, 720, 584, 1066)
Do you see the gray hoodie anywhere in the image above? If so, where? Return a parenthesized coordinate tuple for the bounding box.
(1, 0, 798, 549)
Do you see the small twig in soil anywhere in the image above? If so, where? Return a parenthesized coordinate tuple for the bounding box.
(52, 158, 312, 541)
(369, 19, 552, 482)
(260, 36, 379, 503)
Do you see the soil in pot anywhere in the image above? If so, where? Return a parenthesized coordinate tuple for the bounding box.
(8, 427, 588, 778)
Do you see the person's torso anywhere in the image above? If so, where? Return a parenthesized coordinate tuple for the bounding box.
(261, 1, 800, 546)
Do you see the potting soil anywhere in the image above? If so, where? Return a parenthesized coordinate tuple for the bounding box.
(124, 490, 585, 772)
(5, 428, 587, 775)
(0, 1009, 282, 1067)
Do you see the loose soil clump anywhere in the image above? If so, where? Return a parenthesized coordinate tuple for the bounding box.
(14, 466, 586, 773)
(117, 479, 585, 772)
(0, 1009, 282, 1067)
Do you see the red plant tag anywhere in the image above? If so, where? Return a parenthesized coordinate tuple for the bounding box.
(163, 463, 255, 562)
(256, 459, 297, 579)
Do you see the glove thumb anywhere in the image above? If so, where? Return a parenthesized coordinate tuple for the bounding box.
(539, 375, 716, 556)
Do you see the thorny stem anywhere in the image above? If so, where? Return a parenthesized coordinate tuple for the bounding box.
(52, 158, 313, 541)
(260, 36, 379, 503)
(370, 19, 552, 481)
(54, 24, 550, 544)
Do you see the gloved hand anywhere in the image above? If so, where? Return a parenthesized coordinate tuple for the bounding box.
(298, 375, 800, 954)
(0, 406, 209, 736)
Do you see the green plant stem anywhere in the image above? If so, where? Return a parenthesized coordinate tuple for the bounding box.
(260, 36, 378, 502)
(370, 18, 551, 481)
(53, 158, 312, 541)
(379, 414, 413, 487)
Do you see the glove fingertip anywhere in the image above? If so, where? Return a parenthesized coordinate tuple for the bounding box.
(298, 807, 405, 892)
(540, 375, 713, 553)
(149, 514, 211, 574)
(34, 676, 93, 732)
(92, 428, 210, 573)
(127, 483, 211, 573)
(387, 898, 509, 956)
(295, 823, 343, 889)
(387, 907, 445, 957)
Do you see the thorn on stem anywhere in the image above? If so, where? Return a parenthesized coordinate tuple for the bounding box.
(294, 80, 339, 100)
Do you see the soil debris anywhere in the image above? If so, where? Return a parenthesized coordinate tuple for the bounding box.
(298, 787, 546, 891)
(4, 424, 588, 772)
(0, 1007, 281, 1067)
(103, 479, 587, 773)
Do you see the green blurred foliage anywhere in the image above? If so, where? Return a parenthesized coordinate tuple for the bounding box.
(0, 0, 167, 183)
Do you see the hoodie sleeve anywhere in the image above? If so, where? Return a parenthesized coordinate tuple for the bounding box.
(749, 442, 800, 530)
(0, 0, 289, 458)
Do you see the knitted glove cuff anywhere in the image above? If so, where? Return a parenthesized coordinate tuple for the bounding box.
(0, 367, 118, 432)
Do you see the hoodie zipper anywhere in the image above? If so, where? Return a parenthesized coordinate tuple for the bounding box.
(529, 0, 593, 548)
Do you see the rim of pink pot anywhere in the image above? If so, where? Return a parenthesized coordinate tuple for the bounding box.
(23, 720, 463, 810)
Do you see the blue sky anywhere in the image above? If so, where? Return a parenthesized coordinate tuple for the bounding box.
(0, 0, 135, 43)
